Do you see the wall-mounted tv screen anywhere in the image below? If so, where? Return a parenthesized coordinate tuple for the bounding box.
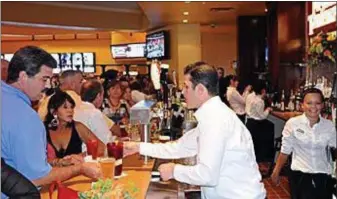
(146, 31, 170, 60)
(4, 54, 14, 62)
(51, 53, 61, 74)
(83, 53, 95, 73)
(60, 53, 72, 71)
(50, 52, 95, 74)
(111, 43, 146, 59)
(72, 53, 83, 71)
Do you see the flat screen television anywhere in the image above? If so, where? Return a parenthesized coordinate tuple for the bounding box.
(111, 43, 146, 59)
(60, 53, 72, 71)
(72, 53, 83, 71)
(82, 52, 96, 73)
(146, 31, 170, 60)
(51, 53, 61, 74)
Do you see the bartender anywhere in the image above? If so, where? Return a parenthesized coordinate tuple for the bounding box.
(124, 61, 266, 199)
(271, 88, 336, 199)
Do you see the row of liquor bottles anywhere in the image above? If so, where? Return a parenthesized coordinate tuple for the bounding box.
(270, 84, 334, 117)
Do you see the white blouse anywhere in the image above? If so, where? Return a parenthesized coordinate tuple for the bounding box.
(245, 92, 270, 120)
(281, 114, 336, 174)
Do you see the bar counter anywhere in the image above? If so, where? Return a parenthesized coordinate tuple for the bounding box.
(270, 111, 302, 121)
(40, 154, 155, 199)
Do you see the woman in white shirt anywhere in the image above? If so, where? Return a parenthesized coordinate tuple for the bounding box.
(272, 88, 336, 199)
(245, 82, 274, 163)
(102, 80, 130, 125)
(226, 75, 251, 123)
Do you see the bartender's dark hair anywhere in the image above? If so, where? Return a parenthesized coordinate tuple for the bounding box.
(302, 87, 324, 103)
(184, 61, 218, 96)
(81, 79, 103, 103)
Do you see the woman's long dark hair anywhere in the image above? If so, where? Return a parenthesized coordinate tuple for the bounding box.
(44, 90, 76, 130)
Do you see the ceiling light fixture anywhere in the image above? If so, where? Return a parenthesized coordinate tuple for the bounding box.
(183, 19, 188, 23)
(265, 8, 268, 12)
(183, 11, 189, 16)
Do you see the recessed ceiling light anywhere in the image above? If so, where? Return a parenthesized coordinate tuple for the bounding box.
(202, 2, 206, 4)
(183, 19, 188, 23)
(265, 8, 268, 12)
(183, 11, 189, 16)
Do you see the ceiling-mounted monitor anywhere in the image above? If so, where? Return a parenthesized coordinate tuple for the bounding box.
(111, 43, 146, 59)
(146, 30, 170, 60)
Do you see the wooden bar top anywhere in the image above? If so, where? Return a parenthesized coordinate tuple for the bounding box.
(40, 154, 155, 199)
(271, 111, 302, 121)
(123, 154, 155, 171)
(40, 170, 151, 199)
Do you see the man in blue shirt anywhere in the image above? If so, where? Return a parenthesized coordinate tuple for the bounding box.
(1, 46, 101, 198)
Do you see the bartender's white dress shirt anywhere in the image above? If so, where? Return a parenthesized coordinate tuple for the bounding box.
(226, 86, 246, 115)
(140, 96, 266, 199)
(74, 101, 113, 145)
(246, 92, 270, 120)
(281, 114, 336, 174)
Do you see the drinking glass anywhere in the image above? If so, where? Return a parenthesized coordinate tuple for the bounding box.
(99, 157, 116, 179)
(86, 139, 98, 160)
(106, 142, 124, 176)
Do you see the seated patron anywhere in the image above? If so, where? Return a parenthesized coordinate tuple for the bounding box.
(1, 46, 101, 199)
(102, 80, 130, 125)
(122, 86, 135, 107)
(44, 91, 105, 166)
(74, 79, 117, 143)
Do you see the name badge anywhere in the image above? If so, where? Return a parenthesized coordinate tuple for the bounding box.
(296, 129, 305, 134)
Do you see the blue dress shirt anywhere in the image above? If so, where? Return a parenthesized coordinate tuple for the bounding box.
(1, 81, 51, 198)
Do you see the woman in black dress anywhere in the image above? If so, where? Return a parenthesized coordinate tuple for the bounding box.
(45, 91, 105, 166)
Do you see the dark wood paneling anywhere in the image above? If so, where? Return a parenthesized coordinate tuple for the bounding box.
(266, 2, 306, 93)
(237, 16, 266, 88)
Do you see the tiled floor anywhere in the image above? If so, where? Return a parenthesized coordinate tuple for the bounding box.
(260, 163, 291, 199)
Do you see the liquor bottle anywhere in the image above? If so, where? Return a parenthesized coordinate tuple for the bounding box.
(295, 90, 302, 112)
(280, 89, 285, 112)
(288, 89, 295, 111)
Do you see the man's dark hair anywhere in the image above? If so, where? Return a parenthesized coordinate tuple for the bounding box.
(80, 79, 103, 103)
(302, 87, 325, 103)
(183, 61, 218, 96)
(7, 46, 56, 84)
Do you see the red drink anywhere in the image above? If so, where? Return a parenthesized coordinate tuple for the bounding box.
(106, 142, 124, 176)
(86, 139, 98, 160)
(120, 124, 128, 138)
